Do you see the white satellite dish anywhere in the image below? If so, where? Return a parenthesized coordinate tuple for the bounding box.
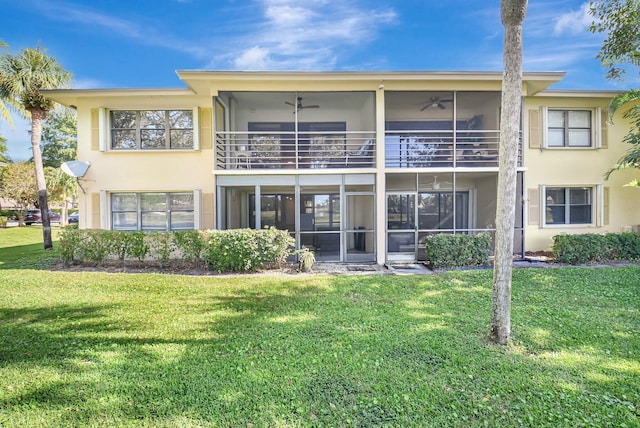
(61, 161, 91, 193)
(61, 161, 91, 178)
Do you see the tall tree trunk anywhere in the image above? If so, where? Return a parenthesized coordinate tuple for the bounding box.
(30, 108, 53, 250)
(491, 0, 527, 345)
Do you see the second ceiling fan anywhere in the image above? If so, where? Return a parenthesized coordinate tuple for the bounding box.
(419, 96, 453, 111)
(286, 97, 320, 112)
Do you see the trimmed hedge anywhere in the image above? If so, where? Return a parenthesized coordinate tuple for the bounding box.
(0, 209, 18, 219)
(424, 232, 492, 268)
(552, 232, 640, 264)
(59, 228, 295, 272)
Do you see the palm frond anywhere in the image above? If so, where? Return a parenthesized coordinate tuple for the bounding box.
(622, 179, 640, 188)
(608, 89, 640, 123)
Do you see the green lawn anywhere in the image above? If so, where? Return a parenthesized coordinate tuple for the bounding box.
(0, 228, 639, 427)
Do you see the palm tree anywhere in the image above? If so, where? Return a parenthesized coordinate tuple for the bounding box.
(606, 89, 640, 188)
(0, 46, 71, 249)
(45, 166, 78, 226)
(491, 0, 527, 345)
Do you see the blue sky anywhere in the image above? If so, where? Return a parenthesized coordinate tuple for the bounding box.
(0, 0, 635, 160)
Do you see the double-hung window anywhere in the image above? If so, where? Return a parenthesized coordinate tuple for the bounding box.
(111, 192, 195, 230)
(111, 110, 194, 150)
(546, 109, 592, 148)
(544, 187, 592, 225)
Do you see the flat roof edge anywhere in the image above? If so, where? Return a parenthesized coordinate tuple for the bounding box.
(176, 69, 566, 80)
(43, 88, 194, 96)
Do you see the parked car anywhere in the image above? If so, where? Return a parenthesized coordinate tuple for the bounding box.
(24, 209, 61, 226)
(68, 211, 79, 224)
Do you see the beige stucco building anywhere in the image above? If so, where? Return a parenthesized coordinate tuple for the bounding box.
(46, 71, 640, 264)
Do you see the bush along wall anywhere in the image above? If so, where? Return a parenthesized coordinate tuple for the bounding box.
(552, 232, 640, 264)
(424, 232, 492, 269)
(58, 228, 295, 272)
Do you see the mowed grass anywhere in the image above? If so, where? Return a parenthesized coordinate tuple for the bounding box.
(0, 228, 639, 427)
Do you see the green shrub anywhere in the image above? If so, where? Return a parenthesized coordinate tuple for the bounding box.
(424, 233, 492, 268)
(173, 230, 206, 267)
(80, 230, 112, 266)
(0, 209, 17, 219)
(108, 231, 132, 266)
(57, 228, 297, 272)
(58, 227, 83, 266)
(127, 231, 149, 262)
(202, 228, 295, 272)
(552, 232, 640, 264)
(106, 231, 148, 266)
(147, 232, 174, 268)
(256, 226, 295, 267)
(203, 229, 261, 272)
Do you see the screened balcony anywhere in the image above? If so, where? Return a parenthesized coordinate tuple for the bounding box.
(214, 91, 376, 170)
(384, 91, 521, 168)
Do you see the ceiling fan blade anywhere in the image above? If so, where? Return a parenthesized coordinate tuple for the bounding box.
(284, 101, 295, 106)
(438, 104, 446, 109)
(420, 104, 430, 111)
(305, 105, 320, 109)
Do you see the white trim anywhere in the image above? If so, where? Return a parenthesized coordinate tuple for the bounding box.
(99, 108, 107, 151)
(217, 175, 296, 186)
(541, 185, 596, 228)
(542, 107, 598, 149)
(468, 188, 478, 229)
(539, 184, 545, 227)
(100, 190, 108, 229)
(596, 184, 604, 227)
(594, 107, 603, 148)
(193, 107, 200, 150)
(194, 189, 202, 229)
(104, 108, 198, 151)
(540, 106, 548, 148)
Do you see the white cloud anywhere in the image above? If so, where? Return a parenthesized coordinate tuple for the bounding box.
(32, 0, 211, 59)
(72, 77, 108, 90)
(553, 2, 593, 35)
(28, 0, 396, 71)
(519, 1, 602, 74)
(222, 0, 397, 70)
(234, 46, 272, 70)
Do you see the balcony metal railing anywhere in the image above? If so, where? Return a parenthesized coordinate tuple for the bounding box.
(385, 130, 498, 168)
(215, 131, 376, 170)
(385, 130, 521, 168)
(215, 129, 521, 170)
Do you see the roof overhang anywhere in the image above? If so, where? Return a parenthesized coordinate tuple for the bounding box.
(43, 70, 569, 106)
(533, 89, 622, 98)
(176, 70, 567, 96)
(43, 88, 195, 109)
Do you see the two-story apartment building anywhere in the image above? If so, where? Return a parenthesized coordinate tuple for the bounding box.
(46, 71, 640, 265)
